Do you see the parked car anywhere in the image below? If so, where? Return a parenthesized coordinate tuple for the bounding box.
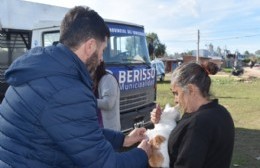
(151, 59, 165, 81)
(254, 63, 260, 67)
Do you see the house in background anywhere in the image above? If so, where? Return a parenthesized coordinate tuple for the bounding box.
(155, 48, 246, 74)
(224, 52, 245, 68)
(189, 49, 224, 68)
(159, 55, 183, 73)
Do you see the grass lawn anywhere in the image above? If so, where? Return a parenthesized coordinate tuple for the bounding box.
(156, 74, 260, 168)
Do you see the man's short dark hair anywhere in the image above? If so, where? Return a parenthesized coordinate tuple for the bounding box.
(60, 6, 110, 49)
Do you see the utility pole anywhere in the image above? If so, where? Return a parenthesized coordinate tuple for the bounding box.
(196, 29, 200, 63)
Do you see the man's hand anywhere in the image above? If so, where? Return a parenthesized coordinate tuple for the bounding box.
(138, 139, 152, 158)
(150, 104, 162, 124)
(123, 127, 146, 147)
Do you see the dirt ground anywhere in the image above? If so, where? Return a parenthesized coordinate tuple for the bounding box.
(242, 66, 260, 79)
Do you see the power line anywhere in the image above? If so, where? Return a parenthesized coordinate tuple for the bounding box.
(202, 33, 260, 42)
(167, 26, 260, 38)
(168, 33, 260, 43)
(201, 27, 260, 35)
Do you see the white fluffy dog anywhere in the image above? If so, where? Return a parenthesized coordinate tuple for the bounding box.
(146, 104, 180, 168)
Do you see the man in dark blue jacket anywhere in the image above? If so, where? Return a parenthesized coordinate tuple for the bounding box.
(0, 6, 151, 168)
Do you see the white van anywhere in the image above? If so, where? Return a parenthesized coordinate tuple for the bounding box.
(0, 0, 156, 133)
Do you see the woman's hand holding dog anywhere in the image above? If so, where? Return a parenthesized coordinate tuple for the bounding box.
(150, 104, 162, 124)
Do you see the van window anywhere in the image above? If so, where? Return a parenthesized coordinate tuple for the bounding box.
(103, 23, 150, 65)
(42, 31, 60, 47)
(104, 35, 149, 64)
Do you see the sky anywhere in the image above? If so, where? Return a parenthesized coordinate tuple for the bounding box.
(25, 0, 260, 55)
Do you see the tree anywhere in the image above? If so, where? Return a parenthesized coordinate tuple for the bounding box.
(255, 50, 260, 56)
(148, 40, 154, 58)
(244, 50, 250, 59)
(244, 50, 250, 55)
(208, 43, 214, 52)
(146, 33, 159, 46)
(216, 46, 221, 56)
(181, 50, 192, 56)
(146, 32, 166, 59)
(154, 43, 166, 57)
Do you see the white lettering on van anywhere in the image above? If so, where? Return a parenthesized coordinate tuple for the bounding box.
(133, 70, 139, 82)
(118, 68, 155, 90)
(119, 71, 126, 83)
(127, 70, 133, 82)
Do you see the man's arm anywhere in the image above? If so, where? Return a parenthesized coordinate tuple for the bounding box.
(41, 87, 148, 168)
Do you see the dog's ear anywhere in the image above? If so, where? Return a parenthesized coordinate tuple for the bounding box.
(149, 138, 159, 149)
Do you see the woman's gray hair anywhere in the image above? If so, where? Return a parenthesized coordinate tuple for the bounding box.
(171, 61, 219, 98)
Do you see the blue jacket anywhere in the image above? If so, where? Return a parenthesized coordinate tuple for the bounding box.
(0, 44, 148, 168)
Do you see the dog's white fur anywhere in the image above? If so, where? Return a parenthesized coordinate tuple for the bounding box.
(146, 104, 180, 167)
